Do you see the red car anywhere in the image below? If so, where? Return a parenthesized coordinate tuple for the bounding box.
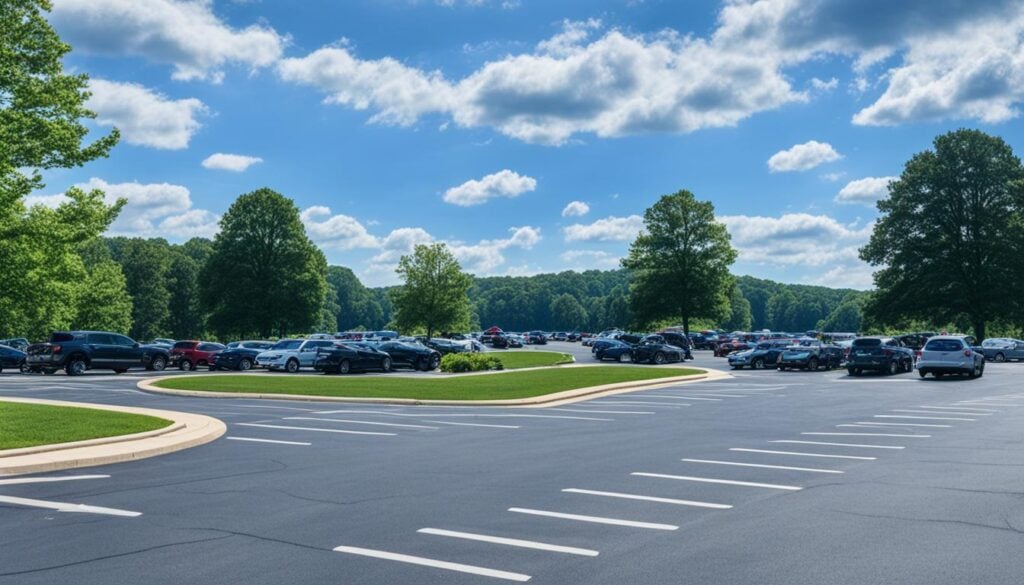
(170, 340, 226, 370)
(714, 339, 751, 357)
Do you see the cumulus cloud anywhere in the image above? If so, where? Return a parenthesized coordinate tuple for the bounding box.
(767, 140, 842, 172)
(201, 153, 264, 172)
(51, 0, 286, 82)
(561, 200, 590, 217)
(300, 207, 380, 250)
(442, 170, 537, 206)
(563, 215, 643, 242)
(719, 213, 871, 267)
(87, 80, 207, 150)
(835, 176, 896, 205)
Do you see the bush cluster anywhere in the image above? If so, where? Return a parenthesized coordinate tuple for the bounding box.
(440, 353, 504, 373)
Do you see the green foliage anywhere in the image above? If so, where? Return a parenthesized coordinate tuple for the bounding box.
(200, 188, 328, 339)
(721, 284, 753, 331)
(549, 293, 588, 330)
(861, 129, 1024, 340)
(72, 260, 132, 333)
(164, 251, 205, 339)
(391, 243, 473, 339)
(439, 352, 504, 373)
(623, 190, 737, 333)
(735, 275, 865, 333)
(327, 266, 387, 331)
(106, 238, 171, 341)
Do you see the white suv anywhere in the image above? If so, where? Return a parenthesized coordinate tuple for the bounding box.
(255, 338, 338, 373)
(917, 336, 985, 379)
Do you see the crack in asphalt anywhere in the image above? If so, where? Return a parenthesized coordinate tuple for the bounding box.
(831, 509, 1024, 536)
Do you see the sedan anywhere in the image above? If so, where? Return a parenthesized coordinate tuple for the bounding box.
(594, 339, 634, 362)
(314, 343, 392, 374)
(212, 341, 274, 371)
(377, 341, 441, 371)
(0, 344, 28, 374)
(630, 340, 683, 365)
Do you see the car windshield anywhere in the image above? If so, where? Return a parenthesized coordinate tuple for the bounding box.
(272, 340, 302, 350)
(924, 339, 963, 352)
(852, 338, 882, 348)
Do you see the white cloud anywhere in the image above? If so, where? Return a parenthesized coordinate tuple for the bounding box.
(767, 140, 842, 173)
(835, 176, 897, 205)
(87, 80, 207, 150)
(805, 263, 875, 290)
(561, 200, 590, 217)
(821, 171, 847, 182)
(811, 77, 838, 91)
(300, 207, 379, 250)
(563, 215, 643, 242)
(560, 249, 621, 269)
(51, 0, 286, 82)
(719, 213, 871, 267)
(362, 225, 539, 279)
(201, 153, 264, 172)
(442, 170, 537, 206)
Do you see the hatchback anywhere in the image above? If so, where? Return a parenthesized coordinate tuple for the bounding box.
(917, 336, 985, 379)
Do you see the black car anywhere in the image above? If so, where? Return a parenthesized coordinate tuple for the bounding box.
(727, 340, 791, 369)
(491, 333, 511, 349)
(314, 343, 392, 374)
(658, 331, 694, 359)
(847, 337, 915, 376)
(778, 343, 844, 371)
(212, 341, 274, 371)
(630, 340, 683, 365)
(525, 331, 548, 345)
(422, 338, 468, 355)
(377, 341, 441, 371)
(0, 344, 28, 374)
(0, 338, 29, 351)
(594, 339, 635, 362)
(25, 331, 169, 375)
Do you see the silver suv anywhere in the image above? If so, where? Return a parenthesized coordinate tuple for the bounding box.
(255, 338, 338, 373)
(917, 336, 985, 379)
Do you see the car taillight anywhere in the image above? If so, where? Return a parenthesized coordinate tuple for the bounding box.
(52, 345, 62, 354)
(964, 349, 972, 357)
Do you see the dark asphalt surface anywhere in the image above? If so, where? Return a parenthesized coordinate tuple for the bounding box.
(2, 343, 1023, 584)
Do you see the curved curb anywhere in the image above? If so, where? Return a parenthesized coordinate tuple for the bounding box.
(0, 398, 226, 476)
(137, 366, 732, 407)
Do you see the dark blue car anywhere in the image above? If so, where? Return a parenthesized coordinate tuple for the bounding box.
(594, 339, 635, 362)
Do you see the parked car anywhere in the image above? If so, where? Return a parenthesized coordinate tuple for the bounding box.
(491, 333, 512, 349)
(255, 338, 338, 373)
(363, 330, 399, 342)
(0, 344, 28, 374)
(777, 344, 837, 371)
(480, 326, 503, 344)
(981, 338, 1024, 362)
(146, 338, 176, 349)
(657, 331, 694, 360)
(0, 338, 29, 351)
(688, 334, 715, 350)
(314, 343, 392, 374)
(211, 341, 274, 371)
(727, 340, 791, 370)
(170, 340, 226, 371)
(714, 338, 751, 357)
(550, 331, 568, 341)
(918, 336, 985, 379)
(506, 334, 524, 348)
(25, 331, 169, 375)
(525, 331, 548, 345)
(594, 339, 635, 362)
(422, 338, 468, 355)
(630, 339, 683, 365)
(376, 341, 441, 371)
(846, 336, 915, 376)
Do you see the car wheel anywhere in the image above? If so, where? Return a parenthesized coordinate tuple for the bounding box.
(808, 357, 819, 371)
(847, 368, 855, 376)
(113, 369, 127, 374)
(429, 355, 440, 370)
(238, 358, 252, 371)
(65, 357, 87, 376)
(285, 359, 299, 373)
(978, 362, 985, 378)
(653, 352, 666, 365)
(888, 360, 898, 375)
(382, 357, 392, 372)
(337, 359, 351, 375)
(19, 361, 29, 374)
(43, 369, 56, 375)
(918, 369, 927, 378)
(617, 352, 630, 363)
(779, 366, 787, 371)
(150, 356, 167, 372)
(179, 359, 193, 371)
(994, 352, 1006, 363)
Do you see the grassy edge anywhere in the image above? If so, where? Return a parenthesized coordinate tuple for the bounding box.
(0, 401, 173, 451)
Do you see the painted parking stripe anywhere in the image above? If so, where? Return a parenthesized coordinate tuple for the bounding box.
(681, 458, 843, 474)
(873, 415, 975, 421)
(917, 406, 998, 412)
(284, 417, 439, 429)
(0, 474, 109, 486)
(891, 409, 992, 416)
(729, 448, 875, 461)
(562, 488, 732, 509)
(802, 432, 930, 438)
(418, 528, 599, 557)
(631, 472, 801, 491)
(234, 423, 395, 436)
(332, 546, 531, 582)
(674, 393, 748, 398)
(0, 495, 141, 517)
(770, 440, 904, 450)
(584, 401, 684, 407)
(234, 405, 319, 412)
(641, 395, 721, 401)
(543, 408, 655, 415)
(421, 420, 521, 429)
(507, 508, 678, 530)
(841, 422, 952, 428)
(226, 437, 311, 446)
(312, 411, 612, 421)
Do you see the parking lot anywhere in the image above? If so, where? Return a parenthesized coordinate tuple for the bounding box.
(2, 350, 1024, 585)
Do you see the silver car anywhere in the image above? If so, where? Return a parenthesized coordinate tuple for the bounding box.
(255, 338, 338, 373)
(917, 336, 985, 379)
(981, 338, 1024, 362)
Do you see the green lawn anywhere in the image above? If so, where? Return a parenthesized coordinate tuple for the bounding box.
(493, 351, 574, 369)
(153, 366, 703, 401)
(0, 401, 173, 451)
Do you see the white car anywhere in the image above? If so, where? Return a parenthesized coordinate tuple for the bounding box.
(255, 338, 338, 373)
(917, 336, 985, 379)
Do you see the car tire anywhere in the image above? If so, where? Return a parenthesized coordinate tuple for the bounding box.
(285, 359, 299, 373)
(808, 357, 819, 371)
(918, 369, 927, 378)
(994, 353, 1006, 363)
(179, 359, 194, 371)
(618, 352, 630, 363)
(19, 361, 29, 374)
(978, 362, 985, 378)
(653, 352, 666, 365)
(429, 355, 440, 370)
(238, 358, 252, 371)
(149, 356, 167, 372)
(888, 360, 898, 376)
(337, 359, 351, 375)
(381, 357, 392, 372)
(65, 356, 87, 376)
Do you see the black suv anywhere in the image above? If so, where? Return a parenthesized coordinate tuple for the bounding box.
(26, 331, 170, 376)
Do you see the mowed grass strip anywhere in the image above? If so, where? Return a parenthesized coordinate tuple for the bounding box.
(0, 401, 173, 451)
(155, 367, 703, 401)
(494, 351, 574, 369)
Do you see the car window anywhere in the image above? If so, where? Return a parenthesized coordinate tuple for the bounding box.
(198, 343, 223, 351)
(852, 338, 881, 348)
(273, 340, 302, 350)
(51, 332, 79, 343)
(924, 339, 963, 352)
(111, 335, 135, 347)
(173, 341, 195, 349)
(87, 333, 114, 345)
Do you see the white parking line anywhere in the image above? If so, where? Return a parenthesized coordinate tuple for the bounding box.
(891, 409, 991, 416)
(562, 488, 732, 509)
(641, 395, 721, 401)
(802, 432, 931, 438)
(0, 474, 110, 486)
(332, 546, 531, 582)
(283, 417, 439, 429)
(421, 420, 521, 429)
(234, 405, 319, 412)
(314, 411, 612, 421)
(917, 406, 998, 412)
(417, 528, 599, 557)
(674, 393, 748, 398)
(226, 437, 311, 446)
(841, 422, 951, 428)
(630, 472, 802, 491)
(873, 415, 975, 421)
(584, 401, 684, 407)
(680, 459, 844, 474)
(507, 508, 678, 530)
(542, 409, 655, 415)
(729, 448, 875, 461)
(770, 440, 904, 450)
(0, 495, 141, 517)
(234, 423, 395, 436)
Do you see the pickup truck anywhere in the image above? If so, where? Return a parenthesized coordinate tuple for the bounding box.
(25, 331, 170, 375)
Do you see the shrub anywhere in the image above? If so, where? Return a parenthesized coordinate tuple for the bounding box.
(440, 353, 504, 373)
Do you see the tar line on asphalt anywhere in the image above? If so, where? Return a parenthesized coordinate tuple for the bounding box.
(234, 423, 396, 436)
(507, 508, 679, 530)
(226, 436, 311, 446)
(283, 416, 440, 429)
(802, 432, 931, 438)
(630, 472, 802, 491)
(332, 546, 531, 582)
(417, 528, 599, 557)
(562, 488, 733, 509)
(681, 458, 844, 474)
(729, 448, 876, 461)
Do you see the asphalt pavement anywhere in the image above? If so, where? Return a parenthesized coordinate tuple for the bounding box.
(2, 345, 1023, 584)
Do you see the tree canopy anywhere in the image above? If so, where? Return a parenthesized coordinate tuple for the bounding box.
(390, 243, 472, 339)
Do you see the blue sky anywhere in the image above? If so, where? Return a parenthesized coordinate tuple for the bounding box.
(31, 0, 1024, 287)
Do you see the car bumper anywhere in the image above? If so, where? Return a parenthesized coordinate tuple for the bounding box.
(917, 360, 973, 372)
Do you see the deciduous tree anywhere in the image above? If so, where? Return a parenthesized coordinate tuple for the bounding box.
(390, 243, 472, 340)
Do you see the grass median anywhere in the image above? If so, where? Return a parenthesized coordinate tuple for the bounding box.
(153, 366, 704, 401)
(0, 401, 173, 451)
(489, 351, 574, 369)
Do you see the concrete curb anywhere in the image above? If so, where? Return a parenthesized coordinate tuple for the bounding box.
(0, 398, 226, 476)
(136, 366, 732, 407)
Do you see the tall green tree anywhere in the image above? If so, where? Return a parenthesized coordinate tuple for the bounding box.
(73, 260, 132, 333)
(0, 0, 121, 339)
(390, 243, 472, 339)
(549, 293, 588, 330)
(622, 190, 737, 334)
(721, 284, 753, 332)
(200, 188, 328, 339)
(861, 129, 1024, 340)
(107, 238, 171, 341)
(164, 250, 204, 339)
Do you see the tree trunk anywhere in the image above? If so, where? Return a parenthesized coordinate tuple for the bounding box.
(972, 320, 986, 344)
(682, 314, 690, 337)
